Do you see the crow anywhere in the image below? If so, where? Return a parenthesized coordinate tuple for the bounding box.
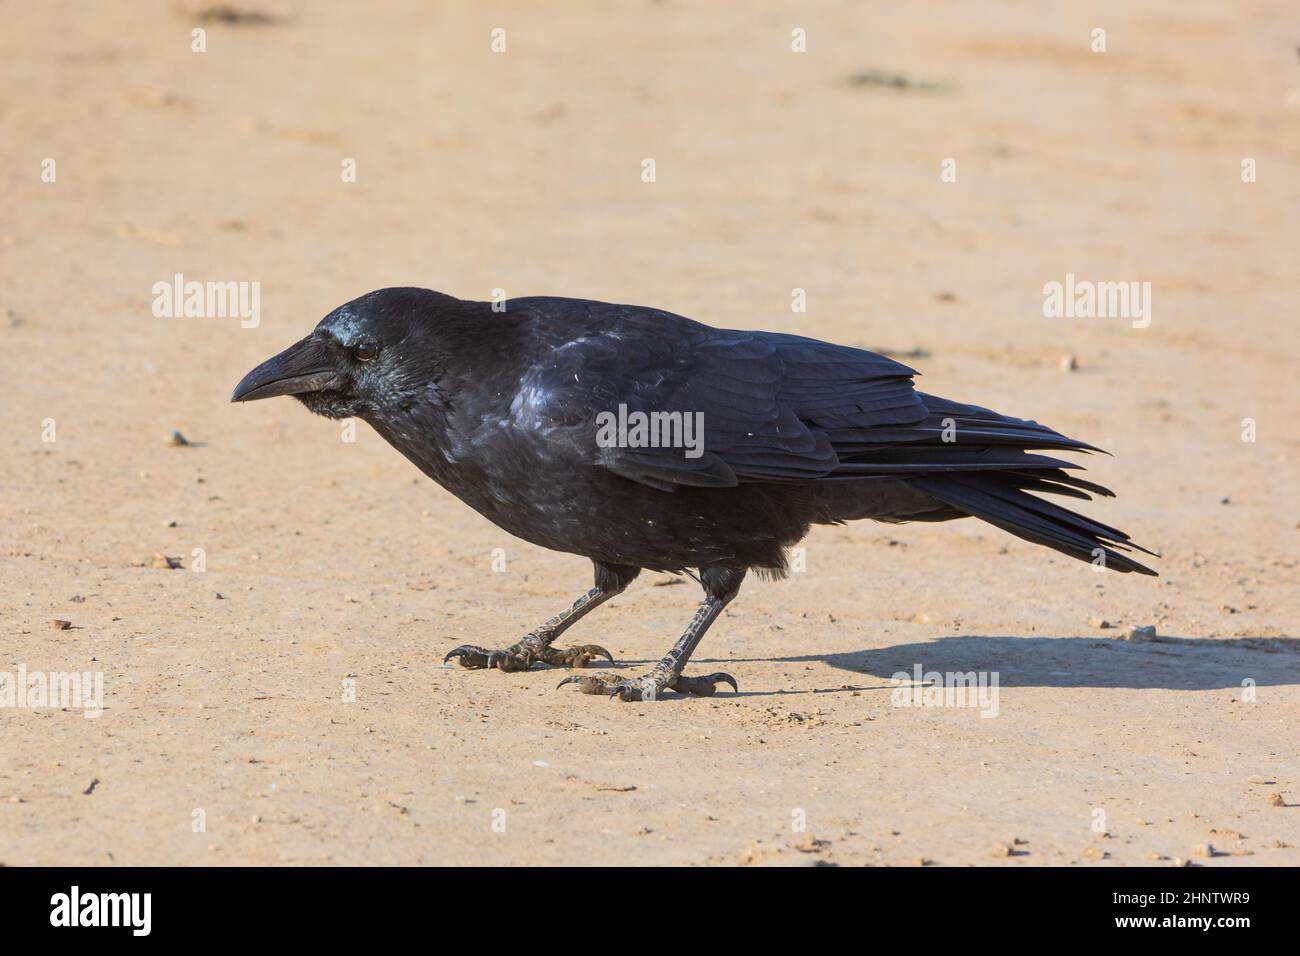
(232, 288, 1156, 701)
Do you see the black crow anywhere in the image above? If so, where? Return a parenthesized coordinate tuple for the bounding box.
(232, 288, 1156, 701)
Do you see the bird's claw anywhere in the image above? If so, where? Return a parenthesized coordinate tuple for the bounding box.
(557, 670, 738, 701)
(443, 644, 510, 670)
(445, 640, 613, 672)
(671, 672, 739, 697)
(540, 643, 614, 667)
(557, 673, 606, 693)
(555, 672, 647, 698)
(607, 678, 655, 702)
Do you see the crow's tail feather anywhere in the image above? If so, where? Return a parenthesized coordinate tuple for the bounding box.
(908, 472, 1158, 575)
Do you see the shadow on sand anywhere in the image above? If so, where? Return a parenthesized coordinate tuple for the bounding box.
(704, 634, 1299, 692)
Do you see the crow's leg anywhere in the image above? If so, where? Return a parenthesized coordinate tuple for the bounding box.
(444, 562, 640, 672)
(559, 565, 744, 700)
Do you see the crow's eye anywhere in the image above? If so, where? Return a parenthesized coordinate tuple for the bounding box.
(353, 342, 378, 362)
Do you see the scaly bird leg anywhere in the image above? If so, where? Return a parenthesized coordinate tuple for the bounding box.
(560, 565, 744, 700)
(444, 562, 639, 672)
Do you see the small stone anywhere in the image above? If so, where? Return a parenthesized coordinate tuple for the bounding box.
(1059, 352, 1078, 371)
(1127, 625, 1157, 642)
(790, 835, 829, 853)
(1191, 843, 1216, 858)
(1208, 827, 1242, 841)
(166, 430, 191, 447)
(1269, 793, 1287, 807)
(51, 619, 72, 630)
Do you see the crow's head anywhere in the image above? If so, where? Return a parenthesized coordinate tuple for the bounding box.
(231, 288, 463, 420)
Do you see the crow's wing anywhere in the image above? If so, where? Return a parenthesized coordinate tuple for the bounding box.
(509, 315, 917, 488)
(511, 308, 1100, 491)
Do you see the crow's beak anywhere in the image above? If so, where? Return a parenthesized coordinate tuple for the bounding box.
(231, 335, 342, 403)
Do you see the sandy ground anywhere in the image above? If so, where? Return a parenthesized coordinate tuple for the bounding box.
(2, 1, 1298, 866)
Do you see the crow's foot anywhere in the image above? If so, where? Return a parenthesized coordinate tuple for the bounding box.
(557, 669, 737, 701)
(444, 633, 613, 672)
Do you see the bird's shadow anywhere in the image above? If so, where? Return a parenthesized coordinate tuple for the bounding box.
(702, 634, 1300, 692)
